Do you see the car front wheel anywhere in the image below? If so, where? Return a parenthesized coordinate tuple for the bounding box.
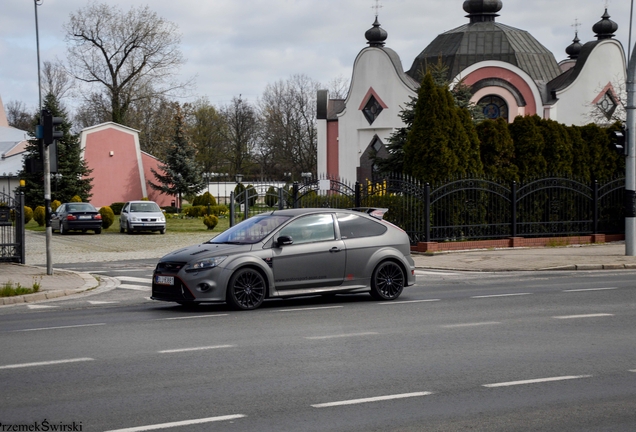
(370, 261, 404, 301)
(226, 268, 266, 310)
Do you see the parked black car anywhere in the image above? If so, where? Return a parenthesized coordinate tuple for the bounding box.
(51, 202, 102, 234)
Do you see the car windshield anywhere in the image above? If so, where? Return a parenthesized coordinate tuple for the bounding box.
(130, 202, 161, 212)
(67, 203, 95, 212)
(209, 214, 291, 244)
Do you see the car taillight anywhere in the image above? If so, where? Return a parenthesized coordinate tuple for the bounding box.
(66, 215, 77, 221)
(95, 214, 102, 220)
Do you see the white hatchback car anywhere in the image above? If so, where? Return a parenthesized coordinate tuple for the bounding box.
(119, 200, 166, 234)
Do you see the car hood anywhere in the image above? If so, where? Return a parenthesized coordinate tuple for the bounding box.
(159, 242, 254, 262)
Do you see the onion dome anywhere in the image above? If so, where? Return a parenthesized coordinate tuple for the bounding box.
(565, 32, 582, 59)
(463, 0, 503, 23)
(365, 17, 388, 47)
(593, 9, 618, 39)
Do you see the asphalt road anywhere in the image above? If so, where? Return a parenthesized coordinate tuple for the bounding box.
(1, 267, 635, 431)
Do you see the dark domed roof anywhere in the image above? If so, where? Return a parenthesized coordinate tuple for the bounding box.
(463, 0, 503, 23)
(406, 2, 561, 85)
(593, 9, 618, 39)
(565, 32, 582, 59)
(365, 17, 388, 47)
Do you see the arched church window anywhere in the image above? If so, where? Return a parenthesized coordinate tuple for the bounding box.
(478, 95, 508, 121)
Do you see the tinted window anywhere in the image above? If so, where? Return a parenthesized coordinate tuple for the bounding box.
(278, 214, 335, 245)
(337, 213, 387, 239)
(211, 214, 291, 244)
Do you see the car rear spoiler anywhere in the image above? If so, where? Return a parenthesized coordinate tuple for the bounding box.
(349, 207, 389, 220)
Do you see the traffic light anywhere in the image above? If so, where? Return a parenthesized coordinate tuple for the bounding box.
(42, 109, 63, 146)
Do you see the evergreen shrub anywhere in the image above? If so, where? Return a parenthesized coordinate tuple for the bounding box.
(33, 206, 45, 226)
(51, 200, 61, 212)
(99, 206, 115, 228)
(110, 202, 125, 215)
(23, 206, 33, 224)
(203, 214, 219, 230)
(71, 195, 82, 202)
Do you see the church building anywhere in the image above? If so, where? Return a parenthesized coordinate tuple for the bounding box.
(317, 0, 627, 184)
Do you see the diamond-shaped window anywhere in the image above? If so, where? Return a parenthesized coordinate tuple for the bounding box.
(362, 95, 383, 125)
(598, 91, 618, 120)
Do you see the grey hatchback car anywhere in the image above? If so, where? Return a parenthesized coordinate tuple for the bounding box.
(151, 208, 415, 310)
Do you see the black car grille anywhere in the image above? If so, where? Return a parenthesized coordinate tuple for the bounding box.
(155, 261, 187, 275)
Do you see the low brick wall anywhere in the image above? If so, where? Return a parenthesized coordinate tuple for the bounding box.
(411, 234, 625, 253)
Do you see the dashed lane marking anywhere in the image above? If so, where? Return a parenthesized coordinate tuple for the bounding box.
(0, 358, 94, 370)
(312, 392, 433, 408)
(158, 345, 236, 354)
(103, 415, 247, 432)
(483, 375, 592, 388)
(553, 313, 614, 319)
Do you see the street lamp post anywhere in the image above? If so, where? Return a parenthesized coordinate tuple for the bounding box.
(625, 42, 636, 255)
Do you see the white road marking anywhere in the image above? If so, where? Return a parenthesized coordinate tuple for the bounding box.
(103, 415, 246, 432)
(87, 301, 119, 305)
(483, 375, 592, 388)
(305, 332, 379, 340)
(563, 287, 618, 292)
(90, 269, 149, 274)
(158, 345, 235, 354)
(441, 321, 501, 328)
(277, 306, 344, 312)
(26, 304, 58, 309)
(312, 392, 433, 408)
(629, 370, 636, 373)
(553, 313, 614, 319)
(118, 284, 151, 291)
(117, 276, 153, 283)
(13, 323, 106, 332)
(379, 299, 440, 305)
(471, 293, 532, 299)
(0, 358, 94, 370)
(158, 314, 228, 321)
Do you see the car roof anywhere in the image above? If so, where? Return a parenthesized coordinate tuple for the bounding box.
(268, 208, 364, 217)
(126, 200, 159, 204)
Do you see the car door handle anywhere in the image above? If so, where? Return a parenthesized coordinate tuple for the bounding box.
(329, 247, 341, 253)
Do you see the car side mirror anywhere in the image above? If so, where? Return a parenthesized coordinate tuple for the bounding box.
(276, 235, 293, 247)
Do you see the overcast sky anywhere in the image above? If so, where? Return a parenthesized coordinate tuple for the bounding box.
(1, 0, 633, 114)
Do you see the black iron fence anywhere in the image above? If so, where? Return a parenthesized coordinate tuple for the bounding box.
(0, 190, 25, 263)
(228, 174, 625, 245)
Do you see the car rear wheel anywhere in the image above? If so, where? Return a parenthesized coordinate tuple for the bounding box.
(370, 261, 404, 301)
(60, 224, 67, 235)
(226, 268, 266, 310)
(94, 228, 102, 234)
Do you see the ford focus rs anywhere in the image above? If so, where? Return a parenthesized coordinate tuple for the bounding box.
(151, 208, 415, 310)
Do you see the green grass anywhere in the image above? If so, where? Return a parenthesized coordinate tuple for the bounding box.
(1, 279, 41, 297)
(25, 215, 231, 234)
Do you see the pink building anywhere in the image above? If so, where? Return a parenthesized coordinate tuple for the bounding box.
(79, 122, 172, 208)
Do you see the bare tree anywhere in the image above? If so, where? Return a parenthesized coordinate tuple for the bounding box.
(64, 2, 191, 125)
(5, 100, 33, 131)
(325, 74, 350, 99)
(183, 98, 229, 174)
(42, 60, 73, 102)
(221, 96, 260, 177)
(259, 74, 319, 178)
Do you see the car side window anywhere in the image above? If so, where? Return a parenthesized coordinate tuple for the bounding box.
(336, 213, 387, 239)
(278, 214, 335, 245)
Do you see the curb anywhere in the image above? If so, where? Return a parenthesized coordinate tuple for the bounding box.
(0, 269, 106, 306)
(414, 263, 636, 272)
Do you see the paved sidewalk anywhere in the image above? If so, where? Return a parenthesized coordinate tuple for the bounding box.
(2, 240, 635, 305)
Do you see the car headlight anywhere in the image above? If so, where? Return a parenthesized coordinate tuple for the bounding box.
(159, 216, 165, 222)
(185, 256, 227, 272)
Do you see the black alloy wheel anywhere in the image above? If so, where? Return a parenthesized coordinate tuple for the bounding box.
(227, 268, 266, 310)
(370, 261, 404, 301)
